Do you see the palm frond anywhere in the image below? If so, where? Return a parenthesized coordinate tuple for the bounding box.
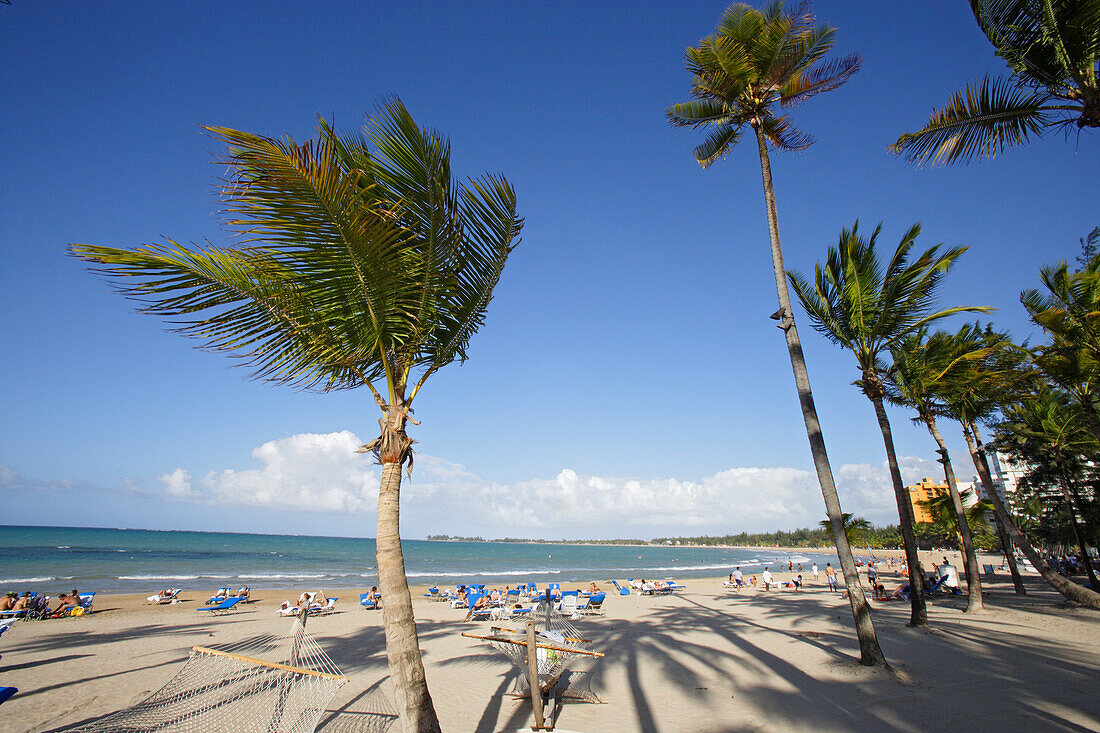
(892, 76, 1059, 165)
(666, 99, 730, 128)
(757, 112, 813, 150)
(694, 123, 743, 168)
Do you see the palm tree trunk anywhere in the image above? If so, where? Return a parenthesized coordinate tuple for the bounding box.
(962, 425, 1025, 594)
(752, 123, 886, 667)
(965, 423, 1100, 608)
(926, 417, 983, 612)
(866, 390, 927, 626)
(377, 460, 441, 732)
(1057, 471, 1099, 588)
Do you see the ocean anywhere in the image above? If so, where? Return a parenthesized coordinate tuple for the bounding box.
(0, 525, 841, 594)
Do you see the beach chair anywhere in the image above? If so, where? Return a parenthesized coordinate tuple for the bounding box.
(422, 587, 443, 601)
(611, 580, 630, 595)
(360, 593, 380, 610)
(63, 593, 95, 616)
(206, 588, 231, 605)
(0, 618, 16, 639)
(312, 597, 338, 616)
(666, 581, 686, 592)
(197, 597, 242, 615)
(548, 583, 562, 599)
(561, 589, 579, 598)
(558, 594, 578, 616)
(577, 592, 606, 616)
(0, 687, 16, 707)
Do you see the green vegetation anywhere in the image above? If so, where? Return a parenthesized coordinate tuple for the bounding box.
(789, 221, 989, 624)
(893, 0, 1100, 164)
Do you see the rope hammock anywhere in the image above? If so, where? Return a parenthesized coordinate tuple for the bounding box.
(463, 599, 603, 705)
(64, 619, 349, 733)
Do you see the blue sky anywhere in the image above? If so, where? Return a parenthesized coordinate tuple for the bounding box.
(1, 2, 1096, 539)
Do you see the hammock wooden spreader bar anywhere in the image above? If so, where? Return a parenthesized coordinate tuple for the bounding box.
(479, 625, 593, 645)
(190, 646, 352, 681)
(460, 632, 605, 658)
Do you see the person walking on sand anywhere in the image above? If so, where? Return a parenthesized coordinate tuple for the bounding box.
(825, 563, 837, 592)
(762, 567, 773, 591)
(734, 566, 743, 588)
(867, 561, 878, 589)
(812, 563, 819, 582)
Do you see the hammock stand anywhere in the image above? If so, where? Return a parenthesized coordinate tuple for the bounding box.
(462, 598, 603, 730)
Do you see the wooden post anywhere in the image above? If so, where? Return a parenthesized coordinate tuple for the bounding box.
(526, 620, 544, 730)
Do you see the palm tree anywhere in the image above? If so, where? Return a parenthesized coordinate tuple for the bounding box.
(71, 99, 523, 730)
(788, 222, 990, 626)
(1021, 252, 1100, 442)
(941, 328, 1100, 606)
(995, 389, 1100, 588)
(892, 0, 1100, 164)
(918, 489, 993, 549)
(819, 513, 872, 546)
(666, 1, 886, 666)
(886, 328, 988, 612)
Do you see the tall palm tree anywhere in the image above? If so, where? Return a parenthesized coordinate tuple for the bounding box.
(995, 389, 1100, 588)
(886, 328, 988, 612)
(71, 99, 523, 730)
(666, 2, 886, 666)
(892, 0, 1100, 164)
(788, 222, 990, 626)
(942, 328, 1100, 606)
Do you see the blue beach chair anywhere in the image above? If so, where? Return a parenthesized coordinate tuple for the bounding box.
(577, 592, 606, 615)
(197, 596, 242, 615)
(611, 580, 630, 595)
(360, 593, 380, 610)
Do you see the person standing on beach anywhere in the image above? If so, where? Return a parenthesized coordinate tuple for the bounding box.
(867, 561, 878, 589)
(826, 563, 838, 592)
(734, 567, 743, 587)
(762, 567, 773, 591)
(812, 563, 819, 582)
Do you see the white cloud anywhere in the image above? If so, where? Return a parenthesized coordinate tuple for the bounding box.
(158, 468, 198, 499)
(199, 431, 379, 513)
(151, 432, 951, 536)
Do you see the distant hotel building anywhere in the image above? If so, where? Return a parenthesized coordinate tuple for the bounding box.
(989, 449, 1030, 506)
(905, 477, 979, 524)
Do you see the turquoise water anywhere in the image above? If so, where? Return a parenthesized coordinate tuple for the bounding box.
(0, 525, 839, 594)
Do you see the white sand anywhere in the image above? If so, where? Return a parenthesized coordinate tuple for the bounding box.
(1, 551, 1098, 732)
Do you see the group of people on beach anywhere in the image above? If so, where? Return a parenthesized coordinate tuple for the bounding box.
(0, 588, 84, 618)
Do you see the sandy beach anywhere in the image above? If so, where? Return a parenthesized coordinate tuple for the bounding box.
(1, 550, 1097, 732)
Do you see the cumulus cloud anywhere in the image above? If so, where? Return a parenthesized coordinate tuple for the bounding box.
(152, 431, 950, 535)
(198, 431, 379, 512)
(158, 468, 199, 499)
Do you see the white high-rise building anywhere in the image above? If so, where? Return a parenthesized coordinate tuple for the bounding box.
(990, 450, 1030, 506)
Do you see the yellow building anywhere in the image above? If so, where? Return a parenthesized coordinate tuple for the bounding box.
(906, 477, 949, 524)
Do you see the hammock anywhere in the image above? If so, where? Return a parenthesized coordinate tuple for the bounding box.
(64, 619, 348, 733)
(462, 600, 603, 703)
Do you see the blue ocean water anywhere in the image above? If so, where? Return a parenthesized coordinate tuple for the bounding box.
(0, 525, 840, 594)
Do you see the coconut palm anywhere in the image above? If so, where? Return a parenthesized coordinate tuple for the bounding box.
(886, 328, 988, 612)
(1022, 252, 1100, 441)
(892, 0, 1100, 164)
(788, 222, 990, 626)
(819, 513, 871, 546)
(71, 99, 523, 730)
(666, 2, 885, 666)
(994, 389, 1100, 588)
(941, 328, 1100, 606)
